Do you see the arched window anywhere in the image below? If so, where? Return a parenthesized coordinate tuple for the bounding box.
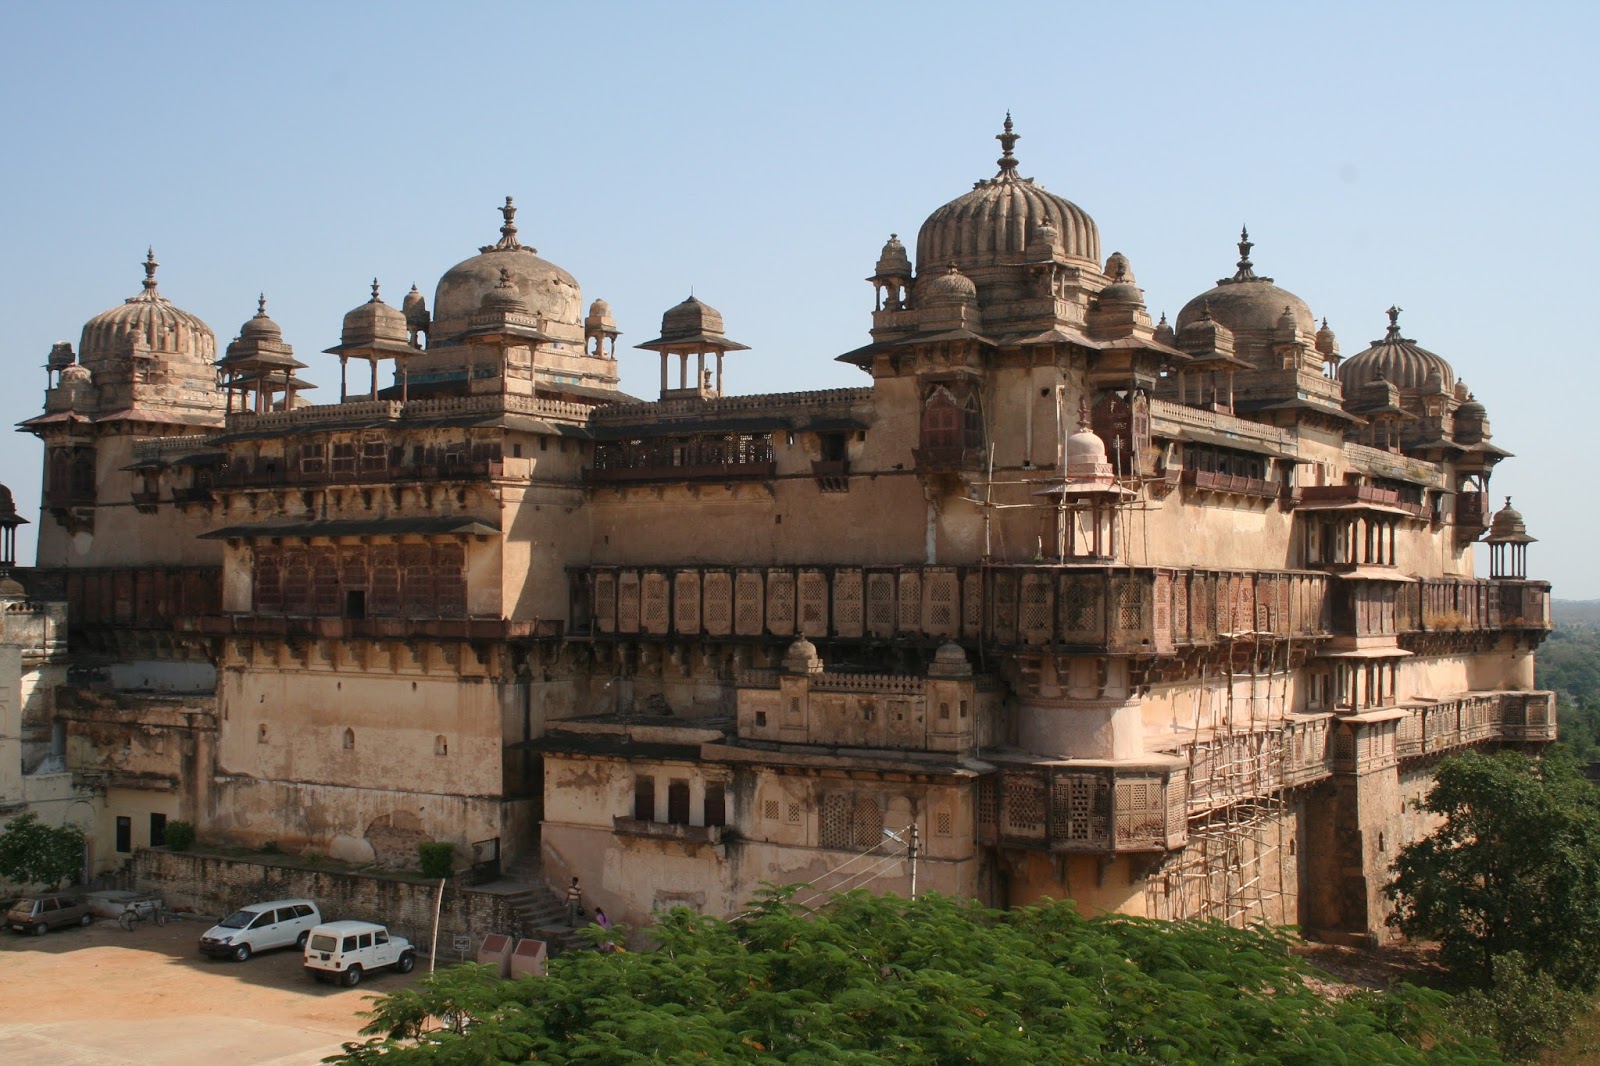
(921, 389, 962, 451)
(343, 728, 355, 750)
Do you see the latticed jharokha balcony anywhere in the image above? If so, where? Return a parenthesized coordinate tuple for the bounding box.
(570, 564, 1551, 651)
(571, 564, 1335, 651)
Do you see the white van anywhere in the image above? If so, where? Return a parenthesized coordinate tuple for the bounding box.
(303, 920, 415, 986)
(199, 899, 321, 961)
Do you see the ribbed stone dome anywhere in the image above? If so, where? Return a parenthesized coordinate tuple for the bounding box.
(432, 197, 581, 342)
(79, 249, 216, 371)
(915, 116, 1100, 273)
(1175, 229, 1315, 337)
(1339, 307, 1456, 395)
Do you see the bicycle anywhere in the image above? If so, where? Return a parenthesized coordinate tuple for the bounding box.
(118, 896, 170, 931)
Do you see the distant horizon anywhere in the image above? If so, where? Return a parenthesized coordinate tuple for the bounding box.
(3, 1, 1595, 594)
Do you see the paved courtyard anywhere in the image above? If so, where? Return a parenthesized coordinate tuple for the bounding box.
(0, 912, 426, 1065)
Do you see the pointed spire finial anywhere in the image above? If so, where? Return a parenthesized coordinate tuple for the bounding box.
(256, 293, 267, 317)
(142, 247, 159, 291)
(370, 278, 381, 303)
(1233, 225, 1256, 280)
(995, 112, 1020, 174)
(481, 195, 532, 253)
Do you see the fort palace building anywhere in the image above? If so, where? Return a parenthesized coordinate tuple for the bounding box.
(0, 118, 1552, 943)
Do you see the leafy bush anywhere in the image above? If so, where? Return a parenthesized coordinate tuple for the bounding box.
(331, 888, 1502, 1064)
(417, 841, 455, 879)
(1448, 951, 1585, 1061)
(163, 820, 196, 851)
(0, 811, 86, 888)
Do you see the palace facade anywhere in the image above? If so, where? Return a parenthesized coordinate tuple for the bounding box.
(5, 118, 1552, 941)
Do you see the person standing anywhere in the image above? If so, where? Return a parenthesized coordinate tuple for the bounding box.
(565, 877, 582, 926)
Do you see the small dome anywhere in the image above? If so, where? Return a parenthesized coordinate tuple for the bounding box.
(916, 116, 1100, 273)
(1067, 422, 1112, 477)
(1175, 229, 1315, 338)
(781, 635, 823, 675)
(1315, 317, 1338, 357)
(79, 249, 216, 371)
(1097, 253, 1143, 309)
(918, 263, 979, 306)
(1457, 393, 1487, 419)
(873, 233, 912, 278)
(1177, 304, 1234, 353)
(60, 363, 92, 384)
(0, 483, 20, 524)
(432, 197, 582, 343)
(1153, 313, 1175, 347)
(1338, 307, 1456, 396)
(589, 298, 612, 318)
(341, 281, 410, 347)
(402, 285, 426, 313)
(927, 640, 973, 679)
(239, 295, 283, 340)
(481, 268, 531, 314)
(1487, 497, 1534, 543)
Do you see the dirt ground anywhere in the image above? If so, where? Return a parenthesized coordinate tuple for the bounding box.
(0, 912, 425, 1065)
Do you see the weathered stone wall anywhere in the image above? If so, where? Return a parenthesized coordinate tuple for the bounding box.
(134, 849, 520, 957)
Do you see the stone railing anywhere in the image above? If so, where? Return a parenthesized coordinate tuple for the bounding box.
(1342, 442, 1444, 490)
(222, 393, 593, 434)
(570, 563, 1332, 652)
(1148, 398, 1296, 452)
(131, 434, 220, 462)
(592, 387, 871, 425)
(1403, 578, 1552, 634)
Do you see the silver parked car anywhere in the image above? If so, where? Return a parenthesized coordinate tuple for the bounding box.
(199, 898, 321, 961)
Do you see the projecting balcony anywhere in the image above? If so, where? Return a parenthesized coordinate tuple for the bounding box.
(1181, 467, 1279, 500)
(570, 563, 1332, 652)
(1296, 483, 1433, 521)
(811, 459, 850, 492)
(215, 460, 505, 491)
(611, 816, 724, 846)
(1400, 578, 1552, 636)
(911, 445, 985, 475)
(976, 764, 1187, 854)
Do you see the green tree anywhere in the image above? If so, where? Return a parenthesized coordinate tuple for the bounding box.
(1386, 750, 1600, 989)
(328, 888, 1500, 1065)
(0, 811, 86, 889)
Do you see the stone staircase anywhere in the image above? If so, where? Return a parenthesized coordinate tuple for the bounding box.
(499, 855, 584, 955)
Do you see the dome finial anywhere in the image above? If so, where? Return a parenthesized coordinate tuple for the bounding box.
(256, 293, 267, 317)
(1385, 305, 1403, 340)
(142, 247, 159, 291)
(995, 112, 1020, 174)
(481, 195, 531, 253)
(1232, 225, 1257, 281)
(1078, 394, 1092, 431)
(370, 278, 381, 303)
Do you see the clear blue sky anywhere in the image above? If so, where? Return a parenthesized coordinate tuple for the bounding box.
(2, 1, 1595, 594)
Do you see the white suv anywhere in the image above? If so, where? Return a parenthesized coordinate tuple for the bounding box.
(303, 920, 416, 986)
(199, 899, 321, 961)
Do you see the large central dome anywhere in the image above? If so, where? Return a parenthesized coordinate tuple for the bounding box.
(431, 197, 582, 344)
(915, 116, 1100, 273)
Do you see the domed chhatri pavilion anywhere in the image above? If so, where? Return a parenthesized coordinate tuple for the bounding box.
(12, 118, 1550, 947)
